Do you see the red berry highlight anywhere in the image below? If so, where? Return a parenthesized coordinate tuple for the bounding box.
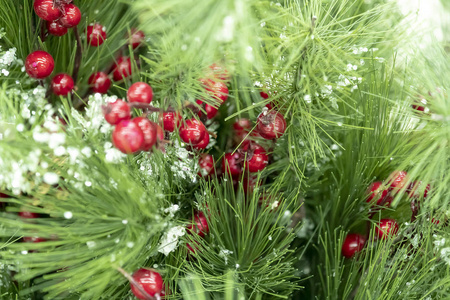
(131, 269, 164, 300)
(196, 100, 218, 119)
(19, 211, 40, 219)
(387, 170, 409, 194)
(51, 73, 74, 96)
(366, 181, 389, 206)
(112, 120, 144, 154)
(112, 57, 132, 81)
(200, 78, 229, 104)
(103, 100, 131, 125)
(88, 72, 111, 94)
(245, 144, 268, 173)
(375, 218, 399, 239)
(127, 82, 153, 104)
(47, 21, 68, 36)
(86, 23, 107, 47)
(179, 119, 207, 145)
(342, 233, 366, 258)
(257, 110, 287, 140)
(193, 132, 210, 150)
(34, 0, 62, 21)
(25, 51, 54, 79)
(59, 4, 81, 28)
(132, 117, 157, 151)
(158, 112, 182, 132)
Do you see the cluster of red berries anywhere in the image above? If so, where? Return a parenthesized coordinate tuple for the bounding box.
(342, 170, 433, 258)
(26, 1, 146, 98)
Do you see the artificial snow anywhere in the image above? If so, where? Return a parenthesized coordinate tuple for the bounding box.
(157, 226, 186, 256)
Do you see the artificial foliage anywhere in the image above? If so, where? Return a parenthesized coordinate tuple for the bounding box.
(0, 0, 449, 299)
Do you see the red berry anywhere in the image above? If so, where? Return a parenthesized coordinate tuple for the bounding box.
(47, 21, 68, 36)
(132, 117, 157, 151)
(198, 154, 215, 177)
(222, 152, 243, 177)
(129, 29, 145, 49)
(158, 112, 182, 132)
(342, 233, 366, 258)
(366, 181, 389, 205)
(196, 100, 218, 119)
(388, 171, 409, 193)
(127, 82, 153, 104)
(260, 91, 269, 99)
(187, 211, 209, 237)
(193, 132, 210, 150)
(131, 269, 164, 299)
(86, 23, 107, 47)
(88, 72, 111, 94)
(233, 118, 252, 132)
(407, 181, 431, 199)
(19, 211, 40, 219)
(23, 236, 46, 243)
(257, 110, 287, 140)
(208, 63, 229, 81)
(245, 144, 268, 173)
(25, 50, 54, 79)
(51, 73, 74, 96)
(179, 119, 207, 145)
(375, 219, 399, 239)
(103, 100, 131, 125)
(33, 0, 62, 21)
(412, 104, 425, 112)
(59, 4, 81, 28)
(112, 57, 132, 81)
(200, 78, 229, 104)
(112, 120, 144, 154)
(242, 175, 259, 194)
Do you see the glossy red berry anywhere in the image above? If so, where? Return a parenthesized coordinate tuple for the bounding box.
(158, 112, 182, 132)
(103, 100, 131, 125)
(407, 181, 431, 199)
(222, 152, 243, 177)
(342, 233, 366, 258)
(196, 100, 218, 119)
(179, 119, 207, 145)
(129, 29, 145, 49)
(187, 211, 209, 237)
(131, 268, 164, 300)
(47, 21, 68, 36)
(156, 124, 165, 142)
(86, 23, 107, 46)
(233, 118, 252, 132)
(366, 181, 389, 205)
(127, 82, 153, 104)
(198, 154, 215, 177)
(388, 170, 409, 193)
(88, 72, 111, 94)
(34, 0, 62, 21)
(51, 73, 74, 96)
(193, 133, 210, 150)
(375, 219, 399, 239)
(112, 120, 144, 154)
(257, 110, 287, 140)
(112, 57, 132, 81)
(132, 117, 157, 151)
(245, 144, 268, 173)
(59, 4, 81, 28)
(19, 211, 40, 219)
(200, 78, 229, 103)
(208, 63, 229, 81)
(25, 50, 55, 79)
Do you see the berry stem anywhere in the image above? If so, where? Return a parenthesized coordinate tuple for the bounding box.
(128, 102, 161, 112)
(116, 267, 156, 300)
(72, 26, 82, 83)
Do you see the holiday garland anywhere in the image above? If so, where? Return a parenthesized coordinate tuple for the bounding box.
(0, 0, 449, 299)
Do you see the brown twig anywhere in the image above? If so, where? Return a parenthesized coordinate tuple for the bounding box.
(128, 103, 161, 112)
